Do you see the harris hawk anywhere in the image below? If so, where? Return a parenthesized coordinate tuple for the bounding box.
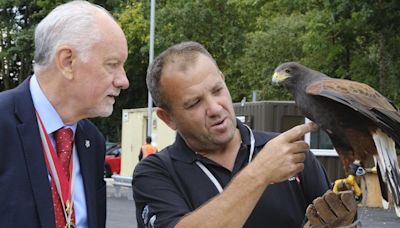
(272, 62, 400, 217)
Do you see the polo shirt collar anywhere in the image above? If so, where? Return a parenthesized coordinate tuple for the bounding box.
(237, 120, 270, 147)
(169, 119, 269, 163)
(168, 133, 196, 163)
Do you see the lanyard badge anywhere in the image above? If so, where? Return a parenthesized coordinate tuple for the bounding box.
(36, 112, 76, 227)
(196, 124, 255, 193)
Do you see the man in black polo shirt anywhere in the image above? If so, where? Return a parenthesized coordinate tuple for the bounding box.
(132, 41, 357, 227)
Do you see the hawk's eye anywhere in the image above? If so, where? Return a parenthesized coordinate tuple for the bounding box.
(285, 69, 291, 73)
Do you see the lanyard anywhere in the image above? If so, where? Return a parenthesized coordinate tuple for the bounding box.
(195, 124, 255, 193)
(36, 112, 76, 226)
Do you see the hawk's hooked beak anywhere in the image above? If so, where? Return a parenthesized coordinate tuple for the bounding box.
(272, 71, 290, 86)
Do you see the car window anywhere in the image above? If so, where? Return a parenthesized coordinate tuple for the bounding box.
(106, 146, 121, 156)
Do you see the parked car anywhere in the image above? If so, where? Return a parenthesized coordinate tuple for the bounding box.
(104, 143, 121, 178)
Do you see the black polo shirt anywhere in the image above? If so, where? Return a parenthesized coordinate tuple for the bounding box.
(132, 121, 331, 228)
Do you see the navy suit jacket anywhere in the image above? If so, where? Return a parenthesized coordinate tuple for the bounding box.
(0, 79, 107, 228)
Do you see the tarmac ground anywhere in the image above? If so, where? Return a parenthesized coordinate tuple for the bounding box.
(106, 180, 136, 228)
(105, 179, 400, 228)
(357, 206, 399, 228)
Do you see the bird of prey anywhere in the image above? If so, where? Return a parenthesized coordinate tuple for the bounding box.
(272, 62, 400, 217)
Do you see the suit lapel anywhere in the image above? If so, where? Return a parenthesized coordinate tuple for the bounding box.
(75, 122, 97, 228)
(15, 79, 55, 228)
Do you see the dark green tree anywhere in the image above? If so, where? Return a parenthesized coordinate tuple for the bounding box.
(93, 0, 149, 142)
(2, 0, 400, 141)
(0, 0, 40, 90)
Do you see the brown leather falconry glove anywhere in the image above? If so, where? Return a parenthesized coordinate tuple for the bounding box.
(305, 190, 358, 228)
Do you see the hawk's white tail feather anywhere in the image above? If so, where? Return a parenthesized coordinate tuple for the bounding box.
(372, 129, 400, 217)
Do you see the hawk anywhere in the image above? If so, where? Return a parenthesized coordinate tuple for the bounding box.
(272, 62, 400, 217)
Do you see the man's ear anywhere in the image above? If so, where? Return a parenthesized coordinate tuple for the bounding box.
(156, 108, 177, 130)
(55, 46, 76, 80)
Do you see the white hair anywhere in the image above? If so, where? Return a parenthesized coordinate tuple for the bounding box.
(33, 0, 115, 72)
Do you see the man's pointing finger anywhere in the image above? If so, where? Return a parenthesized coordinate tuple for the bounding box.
(282, 122, 319, 142)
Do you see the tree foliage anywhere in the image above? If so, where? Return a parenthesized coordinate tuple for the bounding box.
(94, 0, 149, 142)
(0, 0, 39, 90)
(1, 0, 400, 141)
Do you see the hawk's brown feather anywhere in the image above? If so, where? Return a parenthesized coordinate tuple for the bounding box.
(272, 62, 400, 217)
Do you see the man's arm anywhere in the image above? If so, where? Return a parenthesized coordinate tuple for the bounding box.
(175, 122, 318, 227)
(138, 148, 143, 161)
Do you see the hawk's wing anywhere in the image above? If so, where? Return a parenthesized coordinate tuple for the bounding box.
(305, 78, 400, 214)
(305, 79, 400, 144)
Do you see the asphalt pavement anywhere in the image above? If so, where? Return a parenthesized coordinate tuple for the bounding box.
(357, 207, 400, 228)
(106, 179, 400, 227)
(106, 179, 137, 228)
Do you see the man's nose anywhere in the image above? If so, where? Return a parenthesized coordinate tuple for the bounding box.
(206, 98, 222, 116)
(114, 70, 129, 90)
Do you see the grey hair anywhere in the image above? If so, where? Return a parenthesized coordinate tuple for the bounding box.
(146, 41, 216, 110)
(33, 0, 115, 72)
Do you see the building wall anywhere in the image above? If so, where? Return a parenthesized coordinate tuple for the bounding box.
(234, 100, 303, 132)
(234, 101, 345, 182)
(120, 108, 176, 176)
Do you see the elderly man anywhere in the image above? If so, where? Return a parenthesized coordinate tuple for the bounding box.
(0, 1, 129, 227)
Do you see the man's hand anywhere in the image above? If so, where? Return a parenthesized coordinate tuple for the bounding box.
(253, 122, 318, 184)
(306, 190, 357, 228)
